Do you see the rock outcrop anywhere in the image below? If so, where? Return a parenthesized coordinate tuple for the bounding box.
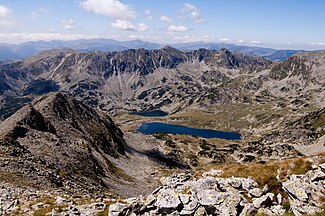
(108, 172, 284, 216)
(108, 161, 325, 216)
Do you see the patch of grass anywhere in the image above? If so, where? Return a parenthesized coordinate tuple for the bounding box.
(219, 157, 315, 194)
(96, 207, 109, 216)
(290, 158, 313, 175)
(255, 213, 269, 216)
(153, 133, 169, 140)
(32, 197, 56, 216)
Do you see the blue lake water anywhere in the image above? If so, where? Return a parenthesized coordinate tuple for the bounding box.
(137, 122, 241, 140)
(130, 110, 168, 117)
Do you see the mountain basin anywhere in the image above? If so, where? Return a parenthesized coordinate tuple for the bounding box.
(137, 122, 241, 140)
(130, 110, 168, 117)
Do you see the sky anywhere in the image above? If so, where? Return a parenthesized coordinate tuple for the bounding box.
(0, 0, 324, 50)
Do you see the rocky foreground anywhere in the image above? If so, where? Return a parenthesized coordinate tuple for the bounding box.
(109, 159, 325, 216)
(0, 157, 324, 215)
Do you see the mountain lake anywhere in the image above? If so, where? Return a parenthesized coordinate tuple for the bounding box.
(130, 110, 168, 117)
(137, 122, 241, 140)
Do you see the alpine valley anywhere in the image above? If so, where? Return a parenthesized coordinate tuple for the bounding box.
(0, 45, 325, 215)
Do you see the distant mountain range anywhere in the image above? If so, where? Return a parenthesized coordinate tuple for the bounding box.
(0, 38, 305, 61)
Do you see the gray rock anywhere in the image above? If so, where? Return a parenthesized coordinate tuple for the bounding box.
(276, 193, 282, 205)
(179, 194, 198, 215)
(108, 202, 130, 216)
(241, 177, 259, 191)
(309, 168, 325, 181)
(88, 202, 106, 210)
(159, 173, 191, 189)
(197, 190, 228, 207)
(219, 193, 243, 216)
(319, 163, 325, 172)
(31, 202, 45, 210)
(282, 167, 325, 216)
(55, 196, 72, 205)
(194, 206, 208, 216)
(249, 188, 263, 198)
(155, 188, 181, 213)
(270, 205, 285, 215)
(263, 184, 269, 193)
(252, 193, 274, 208)
(160, 177, 173, 186)
(289, 199, 322, 216)
(227, 178, 242, 189)
(145, 194, 156, 206)
(191, 177, 219, 192)
(202, 170, 223, 177)
(282, 178, 309, 202)
(239, 202, 256, 216)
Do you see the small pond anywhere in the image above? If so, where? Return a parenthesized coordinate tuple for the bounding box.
(130, 110, 168, 117)
(137, 122, 241, 140)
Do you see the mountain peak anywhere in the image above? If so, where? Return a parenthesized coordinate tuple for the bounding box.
(161, 45, 178, 51)
(0, 92, 126, 192)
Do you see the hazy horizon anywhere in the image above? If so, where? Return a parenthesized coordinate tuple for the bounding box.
(0, 0, 324, 50)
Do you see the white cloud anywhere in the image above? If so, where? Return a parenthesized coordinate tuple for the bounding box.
(80, 0, 135, 20)
(0, 32, 128, 43)
(144, 9, 153, 20)
(250, 40, 261, 44)
(137, 23, 149, 32)
(61, 19, 76, 30)
(0, 33, 98, 43)
(167, 25, 189, 32)
(219, 38, 232, 43)
(160, 15, 174, 22)
(310, 42, 325, 46)
(111, 19, 149, 31)
(237, 39, 245, 43)
(128, 34, 160, 41)
(181, 3, 205, 23)
(0, 5, 16, 27)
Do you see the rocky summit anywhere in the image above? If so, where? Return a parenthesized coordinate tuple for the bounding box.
(0, 92, 126, 194)
(109, 159, 325, 216)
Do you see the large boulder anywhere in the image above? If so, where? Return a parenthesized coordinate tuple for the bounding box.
(282, 163, 325, 216)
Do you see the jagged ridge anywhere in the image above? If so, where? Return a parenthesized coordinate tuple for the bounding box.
(0, 92, 126, 193)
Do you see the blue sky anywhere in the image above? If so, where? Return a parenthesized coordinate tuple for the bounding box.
(0, 0, 324, 50)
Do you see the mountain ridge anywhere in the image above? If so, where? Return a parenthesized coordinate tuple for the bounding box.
(0, 47, 274, 119)
(0, 92, 127, 193)
(0, 38, 308, 61)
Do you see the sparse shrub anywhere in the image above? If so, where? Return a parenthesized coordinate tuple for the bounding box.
(165, 140, 176, 148)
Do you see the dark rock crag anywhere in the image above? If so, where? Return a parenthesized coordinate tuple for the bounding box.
(0, 92, 126, 193)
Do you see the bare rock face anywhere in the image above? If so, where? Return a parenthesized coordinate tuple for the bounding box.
(0, 92, 126, 193)
(282, 163, 325, 216)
